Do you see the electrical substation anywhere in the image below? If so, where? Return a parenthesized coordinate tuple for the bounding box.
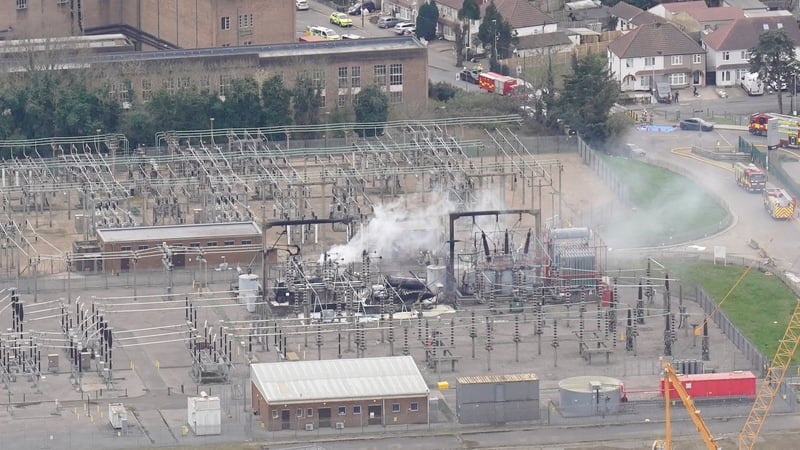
(0, 118, 771, 447)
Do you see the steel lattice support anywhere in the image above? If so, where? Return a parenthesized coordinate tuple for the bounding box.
(738, 300, 800, 450)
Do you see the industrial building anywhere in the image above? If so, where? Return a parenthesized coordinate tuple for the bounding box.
(0, 0, 294, 50)
(456, 374, 540, 425)
(0, 36, 429, 113)
(250, 356, 430, 431)
(95, 221, 263, 272)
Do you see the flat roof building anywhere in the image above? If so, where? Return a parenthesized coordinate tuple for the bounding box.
(251, 356, 430, 431)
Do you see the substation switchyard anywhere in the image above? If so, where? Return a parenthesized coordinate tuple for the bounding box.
(0, 118, 761, 448)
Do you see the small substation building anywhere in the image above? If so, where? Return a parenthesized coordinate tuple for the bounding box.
(456, 374, 540, 424)
(250, 356, 430, 431)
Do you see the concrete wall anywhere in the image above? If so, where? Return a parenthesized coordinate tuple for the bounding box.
(456, 379, 540, 424)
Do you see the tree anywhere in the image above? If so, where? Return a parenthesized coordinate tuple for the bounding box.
(292, 77, 322, 127)
(416, 0, 440, 41)
(220, 77, 263, 129)
(261, 75, 292, 138)
(477, 3, 514, 71)
(353, 85, 389, 137)
(457, 0, 481, 66)
(557, 53, 620, 146)
(749, 29, 798, 114)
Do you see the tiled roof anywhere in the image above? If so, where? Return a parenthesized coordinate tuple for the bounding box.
(703, 16, 800, 51)
(630, 11, 666, 26)
(608, 21, 704, 58)
(480, 0, 556, 28)
(662, 1, 708, 14)
(688, 6, 743, 22)
(609, 1, 643, 20)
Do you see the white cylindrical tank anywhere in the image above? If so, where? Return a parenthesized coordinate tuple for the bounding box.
(558, 375, 624, 417)
(238, 274, 259, 313)
(426, 265, 446, 294)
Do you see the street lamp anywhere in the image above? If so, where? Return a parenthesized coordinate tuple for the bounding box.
(492, 19, 497, 63)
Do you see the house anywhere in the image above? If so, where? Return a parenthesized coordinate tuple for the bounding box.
(702, 16, 800, 87)
(648, 2, 743, 33)
(608, 2, 664, 31)
(251, 356, 429, 431)
(608, 22, 706, 92)
(435, 0, 556, 54)
(558, 0, 610, 33)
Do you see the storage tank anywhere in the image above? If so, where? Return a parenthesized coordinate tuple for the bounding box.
(238, 274, 260, 313)
(559, 375, 624, 417)
(426, 265, 446, 294)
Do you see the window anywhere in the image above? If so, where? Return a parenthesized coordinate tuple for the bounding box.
(389, 64, 403, 86)
(207, 242, 218, 247)
(670, 55, 683, 65)
(199, 75, 211, 92)
(189, 242, 201, 248)
(311, 69, 325, 90)
(669, 73, 686, 85)
(219, 75, 232, 96)
(338, 94, 347, 107)
(338, 406, 346, 415)
(238, 13, 254, 29)
(353, 406, 361, 414)
(16, 0, 27, 10)
(644, 57, 655, 67)
(351, 66, 361, 88)
(108, 80, 131, 103)
(306, 408, 313, 417)
(221, 16, 231, 30)
(721, 71, 731, 82)
(296, 408, 303, 418)
(224, 240, 235, 246)
(272, 410, 279, 419)
(178, 76, 192, 90)
(391, 403, 400, 413)
(722, 51, 730, 61)
(625, 59, 633, 68)
(319, 94, 326, 108)
(374, 64, 387, 86)
(137, 245, 148, 250)
(241, 240, 252, 245)
(410, 402, 419, 411)
(693, 54, 702, 64)
(741, 50, 749, 60)
(338, 67, 348, 89)
(389, 91, 403, 104)
(120, 246, 132, 252)
(142, 79, 152, 101)
(162, 78, 176, 95)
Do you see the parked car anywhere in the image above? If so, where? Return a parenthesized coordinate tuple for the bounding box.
(394, 22, 415, 35)
(341, 33, 364, 39)
(296, 0, 309, 10)
(679, 118, 714, 132)
(377, 16, 401, 28)
(347, 1, 376, 15)
(305, 26, 341, 41)
(330, 12, 354, 27)
(457, 68, 481, 84)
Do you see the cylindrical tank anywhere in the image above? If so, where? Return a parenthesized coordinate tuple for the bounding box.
(559, 375, 623, 417)
(238, 274, 259, 313)
(426, 265, 446, 294)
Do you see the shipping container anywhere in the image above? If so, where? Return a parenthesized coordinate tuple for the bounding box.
(659, 371, 756, 399)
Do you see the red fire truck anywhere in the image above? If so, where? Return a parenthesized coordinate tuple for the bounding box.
(478, 71, 517, 95)
(733, 162, 766, 193)
(749, 112, 800, 136)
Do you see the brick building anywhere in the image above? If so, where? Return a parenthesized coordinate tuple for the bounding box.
(1, 0, 294, 50)
(95, 221, 263, 272)
(0, 36, 430, 112)
(250, 356, 430, 431)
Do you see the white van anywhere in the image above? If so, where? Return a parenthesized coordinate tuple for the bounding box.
(740, 73, 764, 96)
(305, 26, 341, 40)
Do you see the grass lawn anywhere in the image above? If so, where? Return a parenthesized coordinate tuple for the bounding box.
(599, 156, 729, 247)
(670, 261, 798, 362)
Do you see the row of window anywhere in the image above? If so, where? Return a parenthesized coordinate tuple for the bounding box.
(721, 50, 749, 62)
(132, 64, 404, 103)
(221, 14, 254, 31)
(119, 240, 252, 251)
(639, 73, 688, 88)
(631, 54, 703, 68)
(271, 402, 419, 419)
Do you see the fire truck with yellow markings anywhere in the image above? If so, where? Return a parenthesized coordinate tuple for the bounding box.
(749, 112, 800, 139)
(734, 162, 766, 193)
(763, 187, 796, 219)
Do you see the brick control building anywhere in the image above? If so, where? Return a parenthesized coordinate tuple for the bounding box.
(1, 0, 294, 50)
(251, 356, 430, 431)
(95, 221, 262, 272)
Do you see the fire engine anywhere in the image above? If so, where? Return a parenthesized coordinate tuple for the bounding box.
(763, 187, 796, 219)
(733, 162, 766, 193)
(478, 71, 517, 96)
(749, 112, 800, 136)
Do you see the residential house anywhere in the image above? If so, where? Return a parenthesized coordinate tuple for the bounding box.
(556, 0, 611, 33)
(382, 0, 420, 23)
(648, 2, 743, 33)
(609, 2, 664, 31)
(434, 0, 555, 53)
(608, 22, 706, 92)
(702, 16, 800, 87)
